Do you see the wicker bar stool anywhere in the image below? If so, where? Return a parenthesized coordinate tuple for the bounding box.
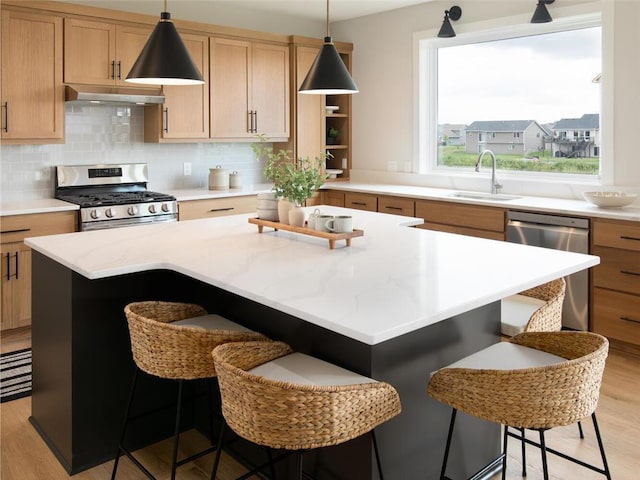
(501, 278, 566, 336)
(427, 331, 611, 480)
(210, 341, 402, 480)
(111, 301, 269, 480)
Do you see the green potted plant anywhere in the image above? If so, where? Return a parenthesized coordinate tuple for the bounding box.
(252, 136, 327, 226)
(326, 126, 339, 145)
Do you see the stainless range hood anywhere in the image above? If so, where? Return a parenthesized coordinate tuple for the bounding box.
(65, 85, 165, 105)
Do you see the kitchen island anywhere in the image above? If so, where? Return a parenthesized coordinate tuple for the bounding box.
(25, 206, 599, 479)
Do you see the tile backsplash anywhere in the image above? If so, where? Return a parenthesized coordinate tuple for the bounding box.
(0, 104, 267, 204)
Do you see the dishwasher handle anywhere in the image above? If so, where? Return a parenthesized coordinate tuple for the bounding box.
(507, 219, 590, 237)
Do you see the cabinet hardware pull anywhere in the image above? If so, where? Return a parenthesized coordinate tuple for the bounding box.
(385, 206, 403, 211)
(5, 253, 9, 281)
(0, 228, 30, 234)
(117, 61, 122, 80)
(209, 207, 234, 212)
(620, 235, 640, 242)
(247, 111, 252, 133)
(620, 316, 640, 324)
(163, 108, 169, 133)
(2, 102, 7, 132)
(620, 270, 640, 277)
(111, 61, 116, 80)
(351, 202, 367, 206)
(253, 111, 258, 133)
(14, 252, 18, 280)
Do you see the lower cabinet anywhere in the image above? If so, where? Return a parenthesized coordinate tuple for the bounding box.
(378, 195, 415, 217)
(0, 211, 76, 330)
(178, 195, 257, 221)
(344, 192, 377, 212)
(591, 218, 640, 347)
(415, 199, 506, 241)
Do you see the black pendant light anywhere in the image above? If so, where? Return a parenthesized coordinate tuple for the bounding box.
(299, 0, 358, 95)
(531, 0, 556, 24)
(437, 6, 462, 38)
(126, 0, 204, 86)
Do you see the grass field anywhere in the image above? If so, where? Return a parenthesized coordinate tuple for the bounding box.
(438, 146, 599, 175)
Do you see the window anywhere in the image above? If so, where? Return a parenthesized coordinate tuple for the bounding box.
(418, 13, 601, 177)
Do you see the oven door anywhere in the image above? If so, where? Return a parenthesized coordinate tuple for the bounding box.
(80, 214, 177, 231)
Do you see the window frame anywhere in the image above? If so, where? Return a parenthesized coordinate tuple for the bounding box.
(414, 9, 604, 182)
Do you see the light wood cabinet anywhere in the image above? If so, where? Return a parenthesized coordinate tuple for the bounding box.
(378, 195, 415, 217)
(64, 18, 151, 86)
(0, 211, 76, 331)
(1, 9, 64, 144)
(323, 190, 345, 207)
(344, 192, 377, 212)
(591, 218, 640, 346)
(144, 33, 210, 141)
(415, 200, 506, 241)
(178, 196, 257, 221)
(210, 38, 289, 140)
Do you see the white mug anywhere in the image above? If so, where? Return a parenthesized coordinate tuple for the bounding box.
(325, 215, 353, 233)
(315, 215, 334, 232)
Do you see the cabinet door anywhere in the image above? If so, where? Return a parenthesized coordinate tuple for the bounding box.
(211, 38, 251, 139)
(178, 196, 257, 221)
(1, 243, 31, 331)
(1, 10, 63, 142)
(251, 43, 290, 139)
(295, 46, 324, 160)
(153, 33, 210, 140)
(64, 18, 116, 85)
(115, 24, 153, 85)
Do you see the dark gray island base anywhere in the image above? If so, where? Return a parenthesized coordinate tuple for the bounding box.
(30, 250, 501, 479)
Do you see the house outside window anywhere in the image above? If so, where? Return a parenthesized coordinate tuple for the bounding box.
(417, 13, 601, 177)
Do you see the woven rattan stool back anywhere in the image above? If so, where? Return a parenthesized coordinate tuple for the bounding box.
(125, 301, 268, 380)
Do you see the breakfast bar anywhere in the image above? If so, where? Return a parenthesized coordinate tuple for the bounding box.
(24, 207, 599, 479)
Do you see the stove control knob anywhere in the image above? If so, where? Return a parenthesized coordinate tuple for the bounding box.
(90, 209, 101, 220)
(105, 208, 115, 218)
(148, 204, 157, 214)
(127, 206, 138, 216)
(161, 203, 170, 213)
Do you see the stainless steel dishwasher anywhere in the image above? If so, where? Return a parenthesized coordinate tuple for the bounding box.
(506, 211, 590, 331)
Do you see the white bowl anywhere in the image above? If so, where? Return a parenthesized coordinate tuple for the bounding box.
(325, 106, 339, 113)
(582, 191, 638, 208)
(325, 168, 343, 179)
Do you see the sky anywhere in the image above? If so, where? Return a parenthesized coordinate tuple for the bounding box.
(438, 26, 602, 126)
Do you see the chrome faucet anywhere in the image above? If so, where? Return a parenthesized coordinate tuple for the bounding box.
(475, 150, 502, 194)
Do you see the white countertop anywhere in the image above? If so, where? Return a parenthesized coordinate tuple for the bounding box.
(0, 198, 79, 216)
(324, 183, 640, 222)
(25, 206, 599, 345)
(168, 183, 273, 202)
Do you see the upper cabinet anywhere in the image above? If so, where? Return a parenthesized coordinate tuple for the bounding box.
(1, 9, 64, 144)
(210, 38, 290, 140)
(144, 33, 210, 141)
(64, 18, 152, 86)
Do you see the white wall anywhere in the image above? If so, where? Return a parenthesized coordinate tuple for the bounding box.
(333, 0, 640, 198)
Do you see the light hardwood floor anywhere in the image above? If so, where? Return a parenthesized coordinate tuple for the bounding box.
(1, 328, 639, 479)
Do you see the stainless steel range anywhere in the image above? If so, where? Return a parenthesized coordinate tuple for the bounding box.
(55, 163, 178, 231)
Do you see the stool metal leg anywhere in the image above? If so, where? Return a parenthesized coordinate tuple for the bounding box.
(519, 427, 527, 477)
(210, 419, 227, 480)
(170, 380, 184, 480)
(439, 408, 457, 480)
(295, 451, 304, 480)
(111, 367, 139, 480)
(538, 430, 549, 480)
(371, 430, 385, 480)
(266, 447, 277, 480)
(578, 420, 585, 439)
(501, 426, 508, 480)
(592, 413, 612, 480)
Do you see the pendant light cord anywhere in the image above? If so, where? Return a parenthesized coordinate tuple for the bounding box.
(326, 0, 330, 37)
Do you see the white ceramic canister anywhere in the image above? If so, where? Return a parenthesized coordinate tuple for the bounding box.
(229, 171, 241, 188)
(208, 165, 229, 190)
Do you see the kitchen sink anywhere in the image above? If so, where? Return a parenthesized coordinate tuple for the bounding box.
(449, 191, 522, 202)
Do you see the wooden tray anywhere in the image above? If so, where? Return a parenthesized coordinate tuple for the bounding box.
(248, 217, 364, 249)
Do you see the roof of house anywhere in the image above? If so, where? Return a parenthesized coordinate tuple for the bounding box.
(553, 114, 599, 130)
(466, 120, 537, 132)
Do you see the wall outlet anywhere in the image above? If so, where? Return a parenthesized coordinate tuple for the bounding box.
(183, 162, 192, 176)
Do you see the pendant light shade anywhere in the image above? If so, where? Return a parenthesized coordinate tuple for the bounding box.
(298, 0, 358, 95)
(299, 37, 358, 95)
(126, 11, 204, 86)
(531, 0, 555, 24)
